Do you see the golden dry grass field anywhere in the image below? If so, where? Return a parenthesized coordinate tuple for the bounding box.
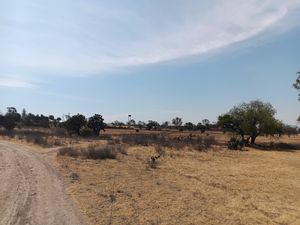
(53, 130, 300, 225)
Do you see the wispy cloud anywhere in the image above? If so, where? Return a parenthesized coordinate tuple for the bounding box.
(0, 77, 34, 88)
(1, 0, 299, 75)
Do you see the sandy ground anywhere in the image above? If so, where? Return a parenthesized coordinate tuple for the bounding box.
(0, 141, 87, 225)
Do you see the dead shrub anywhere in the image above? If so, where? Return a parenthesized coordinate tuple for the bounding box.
(203, 136, 217, 149)
(25, 134, 49, 147)
(57, 147, 80, 157)
(81, 146, 116, 160)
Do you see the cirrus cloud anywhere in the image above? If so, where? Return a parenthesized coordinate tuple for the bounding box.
(0, 0, 299, 76)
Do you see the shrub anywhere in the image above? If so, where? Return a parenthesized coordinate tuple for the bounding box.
(80, 128, 94, 137)
(84, 145, 117, 160)
(25, 134, 49, 147)
(203, 136, 216, 148)
(228, 137, 244, 150)
(58, 147, 80, 157)
(121, 134, 155, 146)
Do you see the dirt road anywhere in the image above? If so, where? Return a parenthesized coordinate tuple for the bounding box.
(0, 141, 86, 225)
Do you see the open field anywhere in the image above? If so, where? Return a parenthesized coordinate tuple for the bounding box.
(51, 130, 300, 225)
(1, 128, 300, 224)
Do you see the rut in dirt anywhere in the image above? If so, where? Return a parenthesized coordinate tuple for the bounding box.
(0, 141, 86, 225)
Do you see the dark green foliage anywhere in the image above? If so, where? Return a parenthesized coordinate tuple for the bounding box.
(80, 128, 94, 137)
(87, 114, 105, 136)
(146, 120, 160, 130)
(184, 122, 195, 131)
(218, 100, 281, 145)
(293, 72, 300, 100)
(22, 113, 50, 128)
(1, 112, 21, 130)
(196, 122, 206, 133)
(160, 121, 169, 129)
(202, 119, 210, 130)
(227, 137, 244, 150)
(65, 114, 87, 135)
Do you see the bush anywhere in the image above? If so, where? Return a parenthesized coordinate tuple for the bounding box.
(228, 137, 244, 150)
(25, 134, 49, 147)
(121, 134, 159, 146)
(57, 145, 127, 160)
(80, 128, 94, 137)
(58, 147, 80, 157)
(203, 136, 216, 148)
(84, 145, 117, 160)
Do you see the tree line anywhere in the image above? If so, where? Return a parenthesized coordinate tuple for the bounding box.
(0, 74, 298, 144)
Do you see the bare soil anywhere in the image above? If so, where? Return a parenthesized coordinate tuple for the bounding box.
(0, 141, 87, 225)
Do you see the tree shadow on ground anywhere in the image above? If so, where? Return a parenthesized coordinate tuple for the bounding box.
(248, 143, 300, 152)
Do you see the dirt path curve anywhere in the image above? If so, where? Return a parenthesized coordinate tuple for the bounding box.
(0, 141, 87, 225)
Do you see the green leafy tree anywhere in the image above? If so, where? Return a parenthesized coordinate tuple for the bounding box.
(137, 121, 146, 129)
(127, 119, 136, 127)
(87, 114, 106, 136)
(161, 121, 169, 129)
(293, 72, 300, 121)
(218, 100, 282, 144)
(1, 111, 21, 130)
(184, 122, 195, 131)
(146, 120, 160, 130)
(65, 114, 87, 135)
(196, 122, 206, 133)
(293, 72, 300, 100)
(202, 119, 210, 130)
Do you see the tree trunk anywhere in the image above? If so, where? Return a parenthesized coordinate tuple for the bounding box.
(250, 136, 256, 144)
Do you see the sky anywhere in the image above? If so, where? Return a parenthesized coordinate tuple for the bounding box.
(0, 0, 300, 125)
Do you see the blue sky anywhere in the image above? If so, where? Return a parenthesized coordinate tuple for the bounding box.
(0, 0, 300, 125)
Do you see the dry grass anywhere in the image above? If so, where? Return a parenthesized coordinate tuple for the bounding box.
(57, 134, 300, 225)
(2, 127, 300, 224)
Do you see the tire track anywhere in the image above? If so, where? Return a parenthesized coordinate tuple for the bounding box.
(0, 141, 87, 225)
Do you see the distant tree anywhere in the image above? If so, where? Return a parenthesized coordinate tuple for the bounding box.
(7, 107, 17, 114)
(282, 125, 299, 137)
(172, 117, 183, 129)
(161, 121, 169, 129)
(1, 110, 21, 130)
(218, 100, 282, 144)
(127, 119, 136, 127)
(49, 115, 55, 121)
(112, 120, 125, 127)
(21, 108, 27, 119)
(184, 122, 195, 131)
(65, 114, 87, 135)
(137, 121, 146, 129)
(147, 120, 160, 130)
(293, 72, 300, 100)
(293, 72, 300, 121)
(196, 122, 206, 133)
(0, 115, 4, 126)
(87, 114, 106, 136)
(202, 119, 210, 130)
